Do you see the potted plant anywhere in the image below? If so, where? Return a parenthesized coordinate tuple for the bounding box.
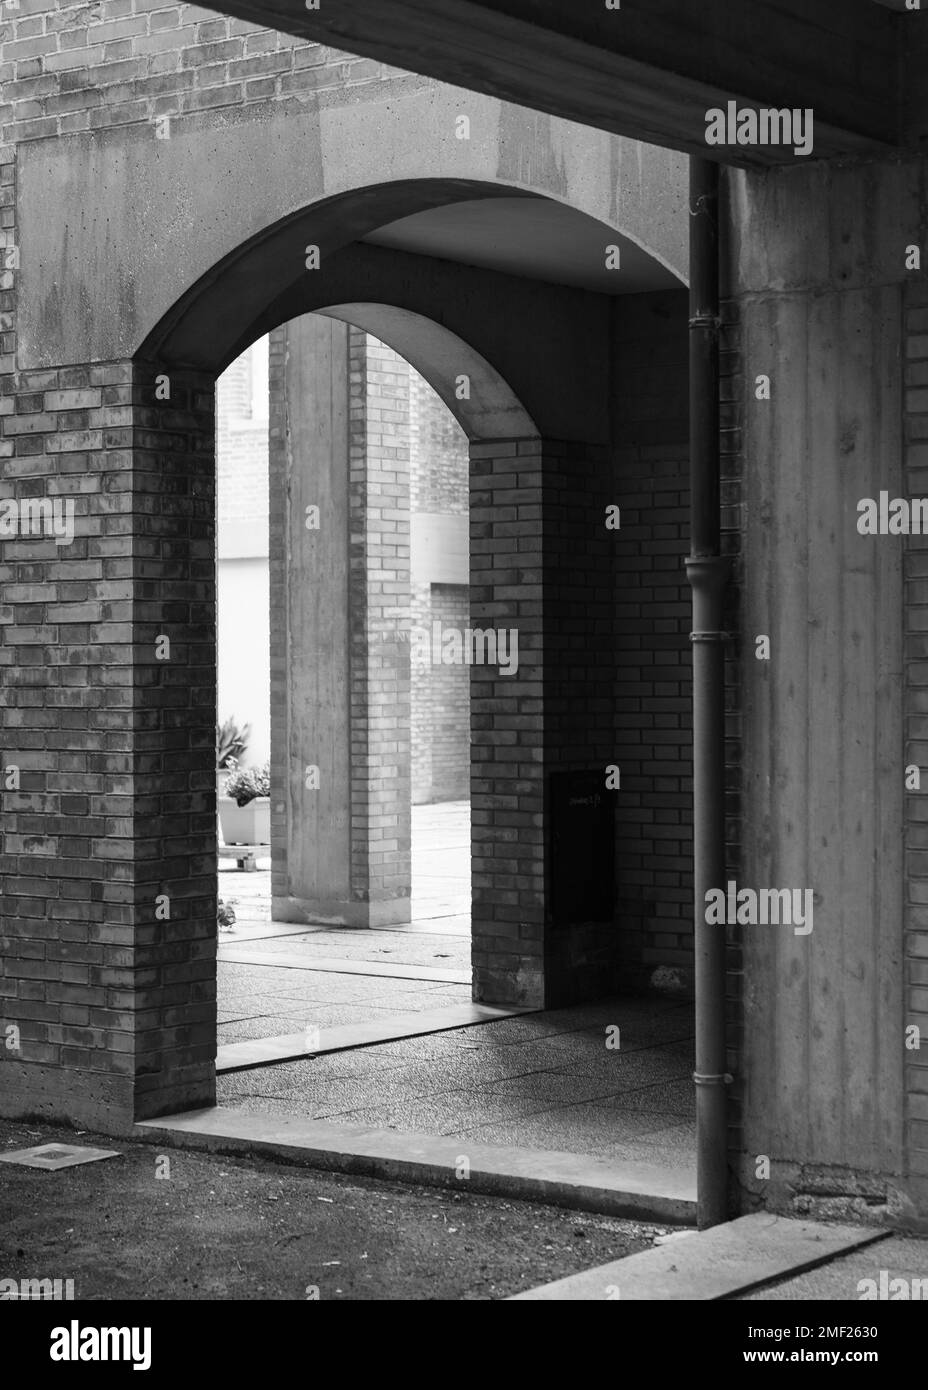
(218, 759, 271, 845)
(218, 897, 237, 933)
(217, 717, 250, 798)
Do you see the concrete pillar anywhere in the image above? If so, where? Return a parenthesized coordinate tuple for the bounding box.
(722, 158, 914, 1215)
(269, 316, 411, 927)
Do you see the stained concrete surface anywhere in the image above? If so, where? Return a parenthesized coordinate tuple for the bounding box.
(0, 1119, 672, 1301)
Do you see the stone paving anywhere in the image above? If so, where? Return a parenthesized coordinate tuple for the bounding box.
(216, 800, 697, 1173)
(217, 997, 696, 1169)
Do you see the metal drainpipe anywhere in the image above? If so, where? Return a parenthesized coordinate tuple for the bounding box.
(686, 156, 731, 1230)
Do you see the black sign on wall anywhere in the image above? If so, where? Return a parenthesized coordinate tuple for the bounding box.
(549, 770, 616, 925)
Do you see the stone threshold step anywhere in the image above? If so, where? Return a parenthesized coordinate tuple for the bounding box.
(216, 1003, 533, 1073)
(218, 946, 470, 985)
(136, 1107, 696, 1225)
(510, 1213, 889, 1300)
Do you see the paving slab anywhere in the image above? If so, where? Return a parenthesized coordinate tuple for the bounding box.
(220, 922, 325, 943)
(219, 947, 469, 984)
(136, 1106, 696, 1224)
(390, 915, 470, 937)
(216, 1002, 534, 1073)
(216, 998, 698, 1173)
(509, 1213, 890, 1300)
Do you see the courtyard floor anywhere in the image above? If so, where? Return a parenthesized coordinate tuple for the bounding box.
(216, 801, 697, 1175)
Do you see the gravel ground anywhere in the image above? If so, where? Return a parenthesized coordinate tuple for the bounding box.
(0, 1119, 673, 1301)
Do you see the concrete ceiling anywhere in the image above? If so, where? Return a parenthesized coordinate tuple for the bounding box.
(212, 0, 899, 163)
(363, 196, 681, 295)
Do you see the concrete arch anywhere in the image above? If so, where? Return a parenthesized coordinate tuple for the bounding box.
(18, 82, 687, 371)
(135, 176, 685, 377)
(161, 233, 638, 443)
(140, 178, 537, 370)
(312, 303, 537, 441)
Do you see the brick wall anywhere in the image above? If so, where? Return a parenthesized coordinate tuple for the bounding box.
(372, 337, 470, 805)
(409, 574, 431, 801)
(0, 358, 217, 1126)
(469, 436, 547, 1005)
(409, 366, 468, 516)
(216, 339, 267, 538)
(0, 1, 397, 147)
(348, 328, 411, 908)
(608, 292, 694, 991)
(427, 581, 470, 801)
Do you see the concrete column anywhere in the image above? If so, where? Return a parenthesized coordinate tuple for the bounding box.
(269, 316, 411, 927)
(723, 159, 911, 1215)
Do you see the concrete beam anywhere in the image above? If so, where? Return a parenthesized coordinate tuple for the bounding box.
(211, 0, 899, 162)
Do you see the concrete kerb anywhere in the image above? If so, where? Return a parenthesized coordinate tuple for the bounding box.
(135, 1108, 697, 1225)
(509, 1214, 891, 1301)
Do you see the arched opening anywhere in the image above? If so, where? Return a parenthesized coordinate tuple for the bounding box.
(212, 306, 541, 1070)
(3, 171, 694, 1175)
(148, 168, 695, 1171)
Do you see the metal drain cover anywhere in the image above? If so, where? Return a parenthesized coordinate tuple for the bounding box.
(0, 1143, 121, 1170)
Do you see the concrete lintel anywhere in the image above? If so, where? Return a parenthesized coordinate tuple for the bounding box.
(509, 1213, 890, 1300)
(136, 1108, 697, 1225)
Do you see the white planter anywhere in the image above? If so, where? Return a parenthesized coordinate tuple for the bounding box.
(218, 795, 270, 845)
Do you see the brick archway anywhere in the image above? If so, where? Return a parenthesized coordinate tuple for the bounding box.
(1, 168, 689, 1130)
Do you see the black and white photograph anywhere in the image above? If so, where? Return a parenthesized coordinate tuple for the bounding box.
(0, 0, 926, 1352)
